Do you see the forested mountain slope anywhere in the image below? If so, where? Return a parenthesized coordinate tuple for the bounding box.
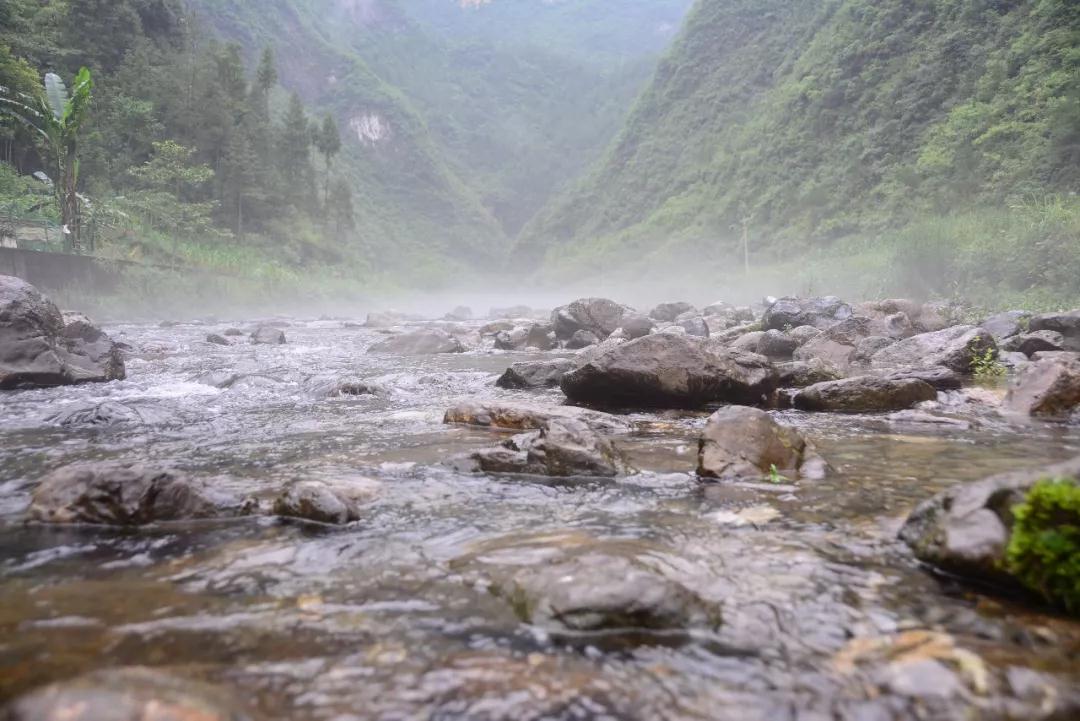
(520, 0, 1080, 277)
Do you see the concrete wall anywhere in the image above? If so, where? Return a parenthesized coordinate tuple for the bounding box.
(0, 248, 123, 293)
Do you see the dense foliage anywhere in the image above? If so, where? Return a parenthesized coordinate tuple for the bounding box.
(1006, 478, 1080, 614)
(521, 0, 1080, 303)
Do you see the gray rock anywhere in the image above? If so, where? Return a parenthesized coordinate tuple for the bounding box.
(884, 366, 964, 391)
(870, 325, 997, 374)
(1004, 356, 1080, 418)
(1002, 330, 1065, 357)
(504, 553, 719, 634)
(566, 329, 600, 349)
(899, 456, 1080, 586)
(730, 330, 765, 353)
(1, 667, 255, 721)
(697, 406, 824, 481)
(525, 322, 556, 350)
(250, 325, 286, 345)
(980, 310, 1031, 341)
(551, 297, 631, 341)
(1029, 309, 1080, 351)
(618, 314, 655, 339)
(493, 327, 528, 350)
(650, 301, 697, 322)
(776, 359, 844, 388)
(496, 359, 575, 389)
(527, 418, 623, 477)
(368, 329, 465, 354)
(757, 329, 798, 358)
(794, 376, 937, 413)
(853, 336, 894, 363)
(762, 296, 852, 331)
(444, 305, 473, 321)
(206, 333, 230, 346)
(561, 333, 778, 409)
(28, 463, 245, 525)
(444, 401, 631, 434)
(793, 335, 856, 374)
(273, 479, 377, 524)
(678, 316, 710, 338)
(222, 327, 244, 336)
(46, 401, 172, 428)
(788, 325, 823, 347)
(0, 275, 125, 389)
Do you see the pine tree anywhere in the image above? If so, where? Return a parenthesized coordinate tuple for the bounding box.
(314, 113, 341, 206)
(327, 176, 355, 237)
(220, 129, 261, 240)
(277, 92, 313, 211)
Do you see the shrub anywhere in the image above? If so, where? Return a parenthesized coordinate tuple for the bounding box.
(1005, 478, 1080, 614)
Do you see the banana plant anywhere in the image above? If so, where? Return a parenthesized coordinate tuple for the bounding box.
(0, 67, 93, 253)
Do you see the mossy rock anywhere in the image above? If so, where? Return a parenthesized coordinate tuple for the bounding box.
(1005, 478, 1080, 614)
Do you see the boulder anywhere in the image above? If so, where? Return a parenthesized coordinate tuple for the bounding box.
(869, 325, 997, 374)
(526, 418, 623, 477)
(852, 336, 894, 364)
(206, 333, 230, 346)
(697, 406, 824, 481)
(1002, 330, 1065, 357)
(793, 335, 857, 374)
(364, 310, 412, 327)
(503, 553, 718, 634)
(273, 479, 377, 524)
(368, 329, 465, 354)
(730, 330, 765, 353)
(222, 327, 244, 336)
(618, 314, 655, 340)
(444, 305, 473, 321)
(28, 463, 245, 525)
(489, 305, 536, 320)
(551, 297, 630, 341)
(757, 329, 798, 358)
(560, 334, 778, 409)
(794, 376, 937, 413)
(46, 400, 172, 428)
(1029, 310, 1080, 351)
(479, 320, 516, 335)
(884, 366, 964, 391)
(677, 315, 710, 338)
(980, 310, 1031, 341)
(444, 400, 631, 434)
(525, 322, 556, 350)
(762, 296, 852, 331)
(0, 275, 125, 389)
(788, 325, 823, 347)
(776, 359, 844, 388)
(1004, 356, 1080, 418)
(1, 667, 255, 721)
(496, 359, 575, 389)
(493, 327, 528, 350)
(899, 456, 1080, 586)
(566, 329, 600, 349)
(250, 325, 286, 345)
(649, 301, 696, 322)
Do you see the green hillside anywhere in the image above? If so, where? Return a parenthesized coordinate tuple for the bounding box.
(520, 0, 1080, 301)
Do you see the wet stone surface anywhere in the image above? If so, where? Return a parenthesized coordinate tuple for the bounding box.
(1, 318, 1080, 720)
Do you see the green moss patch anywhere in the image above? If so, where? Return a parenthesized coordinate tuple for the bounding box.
(1006, 478, 1080, 614)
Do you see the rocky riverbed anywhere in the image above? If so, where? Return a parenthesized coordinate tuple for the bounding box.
(1, 280, 1079, 720)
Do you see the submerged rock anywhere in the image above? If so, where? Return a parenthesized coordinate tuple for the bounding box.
(444, 400, 631, 434)
(1004, 356, 1080, 418)
(46, 400, 173, 429)
(28, 462, 246, 525)
(2, 667, 256, 721)
(794, 375, 937, 413)
(206, 333, 230, 346)
(273, 479, 378, 524)
(455, 418, 626, 478)
(697, 406, 824, 481)
(899, 455, 1080, 588)
(503, 553, 718, 634)
(496, 359, 575, 389)
(561, 333, 778, 409)
(368, 329, 465, 355)
(0, 275, 125, 389)
(250, 325, 286, 345)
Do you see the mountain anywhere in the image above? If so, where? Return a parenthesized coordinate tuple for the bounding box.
(519, 0, 1080, 277)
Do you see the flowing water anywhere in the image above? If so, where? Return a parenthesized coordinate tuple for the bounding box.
(1, 319, 1079, 720)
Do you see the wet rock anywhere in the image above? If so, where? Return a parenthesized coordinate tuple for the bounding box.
(762, 296, 852, 331)
(194, 369, 242, 388)
(46, 401, 172, 428)
(1004, 356, 1080, 418)
(479, 319, 515, 335)
(493, 327, 528, 350)
(304, 375, 380, 398)
(561, 334, 778, 409)
(697, 406, 824, 481)
(884, 366, 964, 391)
(1002, 330, 1065, 357)
(776, 359, 844, 388)
(0, 275, 125, 389)
(526, 418, 623, 477)
(1029, 309, 1080, 351)
(870, 325, 997, 374)
(794, 376, 937, 413)
(618, 314, 655, 340)
(551, 298, 631, 341)
(504, 553, 718, 634)
(793, 335, 857, 374)
(28, 462, 244, 525)
(852, 336, 894, 364)
(702, 300, 734, 317)
(649, 301, 696, 322)
(364, 310, 413, 327)
(1, 667, 255, 721)
(222, 327, 244, 336)
(757, 329, 798, 358)
(899, 455, 1080, 586)
(525, 322, 556, 350)
(496, 359, 575, 389)
(566, 329, 600, 349)
(250, 325, 286, 345)
(273, 479, 377, 524)
(444, 401, 631, 434)
(444, 305, 473, 321)
(677, 315, 710, 338)
(368, 329, 465, 355)
(981, 310, 1031, 341)
(206, 333, 230, 346)
(489, 304, 536, 320)
(730, 330, 765, 353)
(788, 325, 823, 346)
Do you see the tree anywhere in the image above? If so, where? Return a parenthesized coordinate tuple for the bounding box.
(314, 112, 341, 205)
(327, 176, 354, 236)
(277, 91, 313, 210)
(0, 67, 94, 252)
(220, 129, 261, 240)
